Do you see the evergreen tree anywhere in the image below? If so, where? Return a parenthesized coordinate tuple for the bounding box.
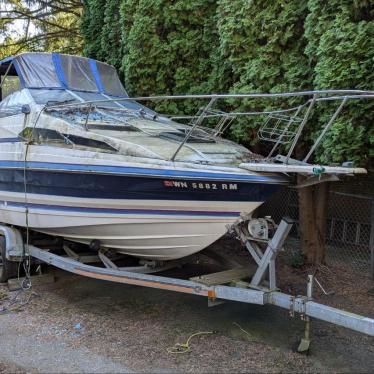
(119, 0, 140, 71)
(215, 0, 310, 147)
(81, 0, 106, 59)
(120, 0, 219, 114)
(101, 0, 123, 72)
(121, 0, 170, 97)
(304, 0, 374, 165)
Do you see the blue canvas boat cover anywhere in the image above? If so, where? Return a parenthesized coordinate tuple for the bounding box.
(0, 52, 127, 97)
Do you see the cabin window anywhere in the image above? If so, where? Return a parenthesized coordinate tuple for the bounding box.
(0, 75, 21, 101)
(0, 91, 31, 119)
(20, 127, 68, 144)
(63, 133, 117, 151)
(19, 127, 118, 152)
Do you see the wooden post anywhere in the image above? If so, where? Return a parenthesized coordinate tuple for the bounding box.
(315, 182, 329, 263)
(298, 175, 329, 264)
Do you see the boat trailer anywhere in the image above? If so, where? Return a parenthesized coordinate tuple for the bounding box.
(0, 219, 373, 352)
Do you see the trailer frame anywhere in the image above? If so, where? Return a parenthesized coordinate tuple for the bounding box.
(0, 220, 373, 345)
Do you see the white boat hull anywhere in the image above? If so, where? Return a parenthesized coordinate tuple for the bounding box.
(0, 147, 286, 260)
(0, 192, 261, 260)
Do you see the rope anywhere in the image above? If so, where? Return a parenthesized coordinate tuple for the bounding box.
(233, 322, 254, 341)
(0, 289, 38, 314)
(167, 331, 215, 354)
(20, 106, 45, 290)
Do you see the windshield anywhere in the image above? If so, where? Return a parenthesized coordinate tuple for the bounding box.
(28, 89, 154, 113)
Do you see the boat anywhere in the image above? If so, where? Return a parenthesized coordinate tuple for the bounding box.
(0, 52, 368, 261)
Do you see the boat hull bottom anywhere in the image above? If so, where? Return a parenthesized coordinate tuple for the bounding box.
(36, 219, 238, 260)
(0, 193, 264, 260)
(0, 205, 263, 260)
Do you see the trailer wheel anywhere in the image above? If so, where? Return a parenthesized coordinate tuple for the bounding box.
(0, 237, 18, 283)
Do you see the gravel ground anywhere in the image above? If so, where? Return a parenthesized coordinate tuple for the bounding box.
(0, 240, 373, 373)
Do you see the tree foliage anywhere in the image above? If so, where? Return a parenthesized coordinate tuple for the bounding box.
(304, 0, 374, 165)
(214, 0, 311, 148)
(100, 0, 123, 72)
(0, 1, 83, 59)
(81, 0, 106, 60)
(118, 0, 219, 114)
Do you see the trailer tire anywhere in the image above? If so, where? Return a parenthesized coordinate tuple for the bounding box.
(0, 237, 18, 283)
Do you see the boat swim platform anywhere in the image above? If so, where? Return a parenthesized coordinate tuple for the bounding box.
(0, 219, 373, 350)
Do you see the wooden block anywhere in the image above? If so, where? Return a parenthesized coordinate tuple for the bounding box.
(190, 267, 255, 286)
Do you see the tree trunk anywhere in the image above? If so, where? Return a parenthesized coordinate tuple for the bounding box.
(297, 175, 329, 264)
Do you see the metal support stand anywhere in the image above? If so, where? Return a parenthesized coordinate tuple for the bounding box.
(235, 218, 293, 290)
(98, 250, 198, 274)
(250, 219, 293, 288)
(298, 275, 313, 353)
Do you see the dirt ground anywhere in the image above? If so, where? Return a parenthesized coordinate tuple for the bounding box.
(0, 238, 373, 373)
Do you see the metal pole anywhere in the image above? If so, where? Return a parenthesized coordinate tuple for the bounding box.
(298, 275, 313, 352)
(267, 105, 302, 158)
(370, 200, 374, 280)
(285, 94, 317, 163)
(0, 62, 13, 89)
(83, 103, 92, 131)
(170, 98, 216, 161)
(47, 90, 374, 109)
(250, 219, 293, 287)
(303, 97, 347, 163)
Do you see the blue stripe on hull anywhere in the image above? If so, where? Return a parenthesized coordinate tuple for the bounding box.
(0, 168, 282, 202)
(0, 200, 241, 217)
(0, 138, 21, 143)
(0, 160, 289, 183)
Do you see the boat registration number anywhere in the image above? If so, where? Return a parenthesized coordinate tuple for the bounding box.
(163, 180, 238, 190)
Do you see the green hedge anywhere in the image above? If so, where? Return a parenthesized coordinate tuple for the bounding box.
(81, 0, 374, 165)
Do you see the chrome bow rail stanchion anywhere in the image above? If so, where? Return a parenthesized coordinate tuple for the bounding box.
(170, 97, 217, 161)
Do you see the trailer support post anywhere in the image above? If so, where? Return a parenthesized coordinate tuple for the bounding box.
(250, 219, 293, 288)
(298, 274, 314, 352)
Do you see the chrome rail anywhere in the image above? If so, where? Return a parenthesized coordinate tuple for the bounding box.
(45, 90, 374, 164)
